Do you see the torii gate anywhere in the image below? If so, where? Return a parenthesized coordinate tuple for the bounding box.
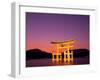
(51, 40, 75, 62)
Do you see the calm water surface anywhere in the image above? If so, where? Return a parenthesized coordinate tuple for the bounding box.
(26, 57, 89, 67)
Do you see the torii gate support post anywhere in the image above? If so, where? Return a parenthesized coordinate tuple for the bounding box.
(64, 44, 73, 63)
(52, 44, 62, 62)
(56, 44, 62, 62)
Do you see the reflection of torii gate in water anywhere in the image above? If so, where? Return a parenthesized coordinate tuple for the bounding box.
(51, 40, 75, 62)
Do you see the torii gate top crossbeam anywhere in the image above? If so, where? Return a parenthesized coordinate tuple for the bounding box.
(51, 40, 75, 45)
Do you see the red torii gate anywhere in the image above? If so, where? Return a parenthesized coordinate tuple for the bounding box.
(51, 40, 75, 62)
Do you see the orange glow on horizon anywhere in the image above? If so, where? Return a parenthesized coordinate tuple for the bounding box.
(26, 39, 89, 53)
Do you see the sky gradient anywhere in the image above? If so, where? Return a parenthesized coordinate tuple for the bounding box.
(26, 12, 89, 52)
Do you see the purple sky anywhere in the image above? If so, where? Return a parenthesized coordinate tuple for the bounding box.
(26, 12, 89, 52)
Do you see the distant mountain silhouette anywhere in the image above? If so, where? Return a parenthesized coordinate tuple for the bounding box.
(73, 49, 89, 58)
(26, 48, 89, 60)
(26, 49, 52, 60)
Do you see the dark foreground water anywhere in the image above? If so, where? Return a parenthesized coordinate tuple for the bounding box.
(26, 57, 89, 67)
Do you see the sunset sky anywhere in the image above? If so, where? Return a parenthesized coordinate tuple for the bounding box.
(26, 12, 89, 52)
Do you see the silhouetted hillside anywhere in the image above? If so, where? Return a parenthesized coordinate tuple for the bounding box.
(73, 49, 89, 58)
(26, 49, 52, 60)
(26, 48, 89, 60)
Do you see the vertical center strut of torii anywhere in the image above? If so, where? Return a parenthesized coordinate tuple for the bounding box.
(51, 40, 75, 63)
